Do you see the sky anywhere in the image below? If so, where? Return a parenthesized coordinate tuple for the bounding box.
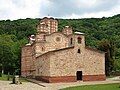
(0, 0, 120, 20)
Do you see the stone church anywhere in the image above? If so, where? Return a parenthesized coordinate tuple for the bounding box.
(21, 17, 106, 83)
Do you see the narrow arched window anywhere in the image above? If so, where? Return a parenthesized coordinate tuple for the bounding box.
(70, 38, 73, 45)
(43, 35, 45, 41)
(78, 49, 81, 53)
(42, 47, 45, 51)
(77, 37, 82, 44)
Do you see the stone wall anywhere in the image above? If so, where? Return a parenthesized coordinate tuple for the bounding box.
(35, 32, 69, 56)
(83, 47, 105, 75)
(35, 34, 105, 82)
(45, 32, 69, 51)
(50, 47, 75, 76)
(35, 47, 77, 82)
(35, 53, 51, 76)
(35, 42, 46, 56)
(35, 45, 105, 82)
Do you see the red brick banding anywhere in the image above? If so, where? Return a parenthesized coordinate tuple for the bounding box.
(35, 76, 76, 83)
(35, 76, 50, 83)
(35, 74, 106, 83)
(83, 74, 106, 81)
(49, 76, 77, 83)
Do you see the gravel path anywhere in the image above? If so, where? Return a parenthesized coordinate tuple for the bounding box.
(0, 76, 120, 90)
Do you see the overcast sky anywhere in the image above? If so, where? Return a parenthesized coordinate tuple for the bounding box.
(0, 0, 120, 20)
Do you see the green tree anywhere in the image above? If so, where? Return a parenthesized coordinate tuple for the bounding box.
(98, 39, 116, 76)
(0, 35, 18, 74)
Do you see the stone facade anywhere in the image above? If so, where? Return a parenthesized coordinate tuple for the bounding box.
(21, 17, 106, 83)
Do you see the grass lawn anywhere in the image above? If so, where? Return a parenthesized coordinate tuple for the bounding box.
(0, 74, 28, 82)
(61, 83, 120, 90)
(0, 74, 13, 81)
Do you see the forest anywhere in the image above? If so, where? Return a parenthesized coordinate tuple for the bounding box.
(0, 14, 120, 76)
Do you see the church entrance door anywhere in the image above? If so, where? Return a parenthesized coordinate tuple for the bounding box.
(76, 71, 82, 80)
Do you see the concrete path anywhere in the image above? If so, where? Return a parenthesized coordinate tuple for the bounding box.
(0, 76, 120, 90)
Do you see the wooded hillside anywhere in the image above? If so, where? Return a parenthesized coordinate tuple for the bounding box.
(0, 14, 120, 75)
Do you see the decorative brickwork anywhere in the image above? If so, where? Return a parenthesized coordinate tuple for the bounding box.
(37, 17, 58, 34)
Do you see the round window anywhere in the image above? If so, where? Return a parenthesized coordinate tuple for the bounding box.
(56, 37, 60, 42)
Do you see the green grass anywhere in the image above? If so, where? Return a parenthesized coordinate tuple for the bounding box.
(0, 74, 13, 81)
(0, 74, 28, 82)
(61, 83, 120, 90)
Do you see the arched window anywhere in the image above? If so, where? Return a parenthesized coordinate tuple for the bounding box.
(70, 38, 73, 45)
(77, 37, 82, 44)
(42, 47, 45, 51)
(56, 37, 60, 42)
(43, 35, 45, 41)
(78, 49, 81, 53)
